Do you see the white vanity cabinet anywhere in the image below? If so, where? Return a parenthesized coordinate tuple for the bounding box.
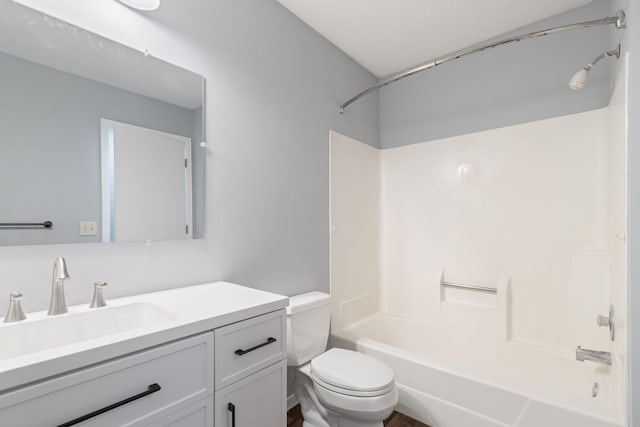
(0, 309, 287, 427)
(0, 282, 289, 427)
(213, 310, 287, 427)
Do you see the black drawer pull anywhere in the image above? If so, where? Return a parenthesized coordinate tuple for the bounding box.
(228, 402, 236, 427)
(234, 337, 277, 356)
(57, 383, 161, 427)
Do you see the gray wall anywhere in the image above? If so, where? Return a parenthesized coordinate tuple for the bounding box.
(2, 0, 636, 417)
(195, 0, 379, 294)
(379, 1, 617, 148)
(0, 51, 202, 246)
(0, 0, 378, 313)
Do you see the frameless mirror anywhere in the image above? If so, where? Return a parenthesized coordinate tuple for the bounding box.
(0, 1, 205, 246)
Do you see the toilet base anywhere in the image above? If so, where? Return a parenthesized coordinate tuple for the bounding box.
(293, 364, 395, 427)
(294, 366, 331, 427)
(323, 418, 383, 427)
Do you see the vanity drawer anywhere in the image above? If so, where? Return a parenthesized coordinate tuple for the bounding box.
(0, 332, 214, 427)
(214, 309, 285, 389)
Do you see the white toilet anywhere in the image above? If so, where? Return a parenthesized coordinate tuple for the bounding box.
(287, 292, 398, 427)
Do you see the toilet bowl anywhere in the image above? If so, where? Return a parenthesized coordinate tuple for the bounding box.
(287, 292, 398, 427)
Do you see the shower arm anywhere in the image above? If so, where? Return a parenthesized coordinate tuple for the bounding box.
(339, 10, 626, 113)
(583, 45, 621, 71)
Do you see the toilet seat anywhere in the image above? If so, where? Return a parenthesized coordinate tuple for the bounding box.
(310, 349, 395, 397)
(312, 375, 396, 397)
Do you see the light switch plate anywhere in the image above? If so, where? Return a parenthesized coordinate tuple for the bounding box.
(80, 221, 98, 236)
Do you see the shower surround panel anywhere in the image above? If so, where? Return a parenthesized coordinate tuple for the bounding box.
(329, 100, 627, 425)
(379, 108, 610, 352)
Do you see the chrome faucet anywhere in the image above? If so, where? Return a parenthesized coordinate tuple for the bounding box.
(576, 346, 612, 366)
(3, 291, 27, 323)
(48, 257, 70, 316)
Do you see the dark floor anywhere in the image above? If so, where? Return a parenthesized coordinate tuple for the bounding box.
(287, 404, 431, 427)
(383, 411, 432, 427)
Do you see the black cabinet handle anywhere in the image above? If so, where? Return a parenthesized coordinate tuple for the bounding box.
(228, 402, 236, 427)
(234, 337, 277, 356)
(57, 383, 161, 427)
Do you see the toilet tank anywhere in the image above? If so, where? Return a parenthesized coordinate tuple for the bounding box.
(286, 291, 331, 366)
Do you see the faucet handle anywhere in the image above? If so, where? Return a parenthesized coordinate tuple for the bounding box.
(597, 305, 615, 342)
(597, 315, 610, 327)
(4, 291, 27, 323)
(90, 282, 108, 308)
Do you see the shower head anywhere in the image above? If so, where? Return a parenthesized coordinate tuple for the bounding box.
(569, 45, 621, 91)
(569, 69, 589, 90)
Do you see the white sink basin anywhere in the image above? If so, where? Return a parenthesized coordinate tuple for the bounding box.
(0, 303, 177, 361)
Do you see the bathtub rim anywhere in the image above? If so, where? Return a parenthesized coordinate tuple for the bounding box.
(332, 323, 624, 426)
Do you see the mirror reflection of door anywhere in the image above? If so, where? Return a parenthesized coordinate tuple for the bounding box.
(101, 119, 193, 243)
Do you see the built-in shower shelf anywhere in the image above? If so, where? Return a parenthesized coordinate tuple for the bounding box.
(438, 270, 511, 341)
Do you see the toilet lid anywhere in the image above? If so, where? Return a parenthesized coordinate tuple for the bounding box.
(311, 349, 394, 394)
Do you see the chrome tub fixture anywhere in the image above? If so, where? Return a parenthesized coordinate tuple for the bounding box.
(576, 346, 612, 366)
(48, 256, 70, 316)
(596, 305, 616, 342)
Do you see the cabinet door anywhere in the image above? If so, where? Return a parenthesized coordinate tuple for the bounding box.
(146, 398, 213, 427)
(215, 360, 286, 427)
(0, 333, 213, 427)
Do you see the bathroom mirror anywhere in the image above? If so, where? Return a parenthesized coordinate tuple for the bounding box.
(0, 1, 205, 246)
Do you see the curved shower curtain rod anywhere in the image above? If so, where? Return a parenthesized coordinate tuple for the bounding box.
(339, 10, 626, 113)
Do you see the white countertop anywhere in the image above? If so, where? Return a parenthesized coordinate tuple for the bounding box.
(0, 281, 288, 393)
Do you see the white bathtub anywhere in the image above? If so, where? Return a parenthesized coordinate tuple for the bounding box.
(331, 314, 624, 427)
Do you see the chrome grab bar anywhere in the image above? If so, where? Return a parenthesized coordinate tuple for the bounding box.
(441, 281, 497, 294)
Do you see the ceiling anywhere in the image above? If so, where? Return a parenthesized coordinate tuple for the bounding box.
(275, 0, 595, 78)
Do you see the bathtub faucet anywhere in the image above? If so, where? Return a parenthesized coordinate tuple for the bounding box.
(576, 346, 612, 366)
